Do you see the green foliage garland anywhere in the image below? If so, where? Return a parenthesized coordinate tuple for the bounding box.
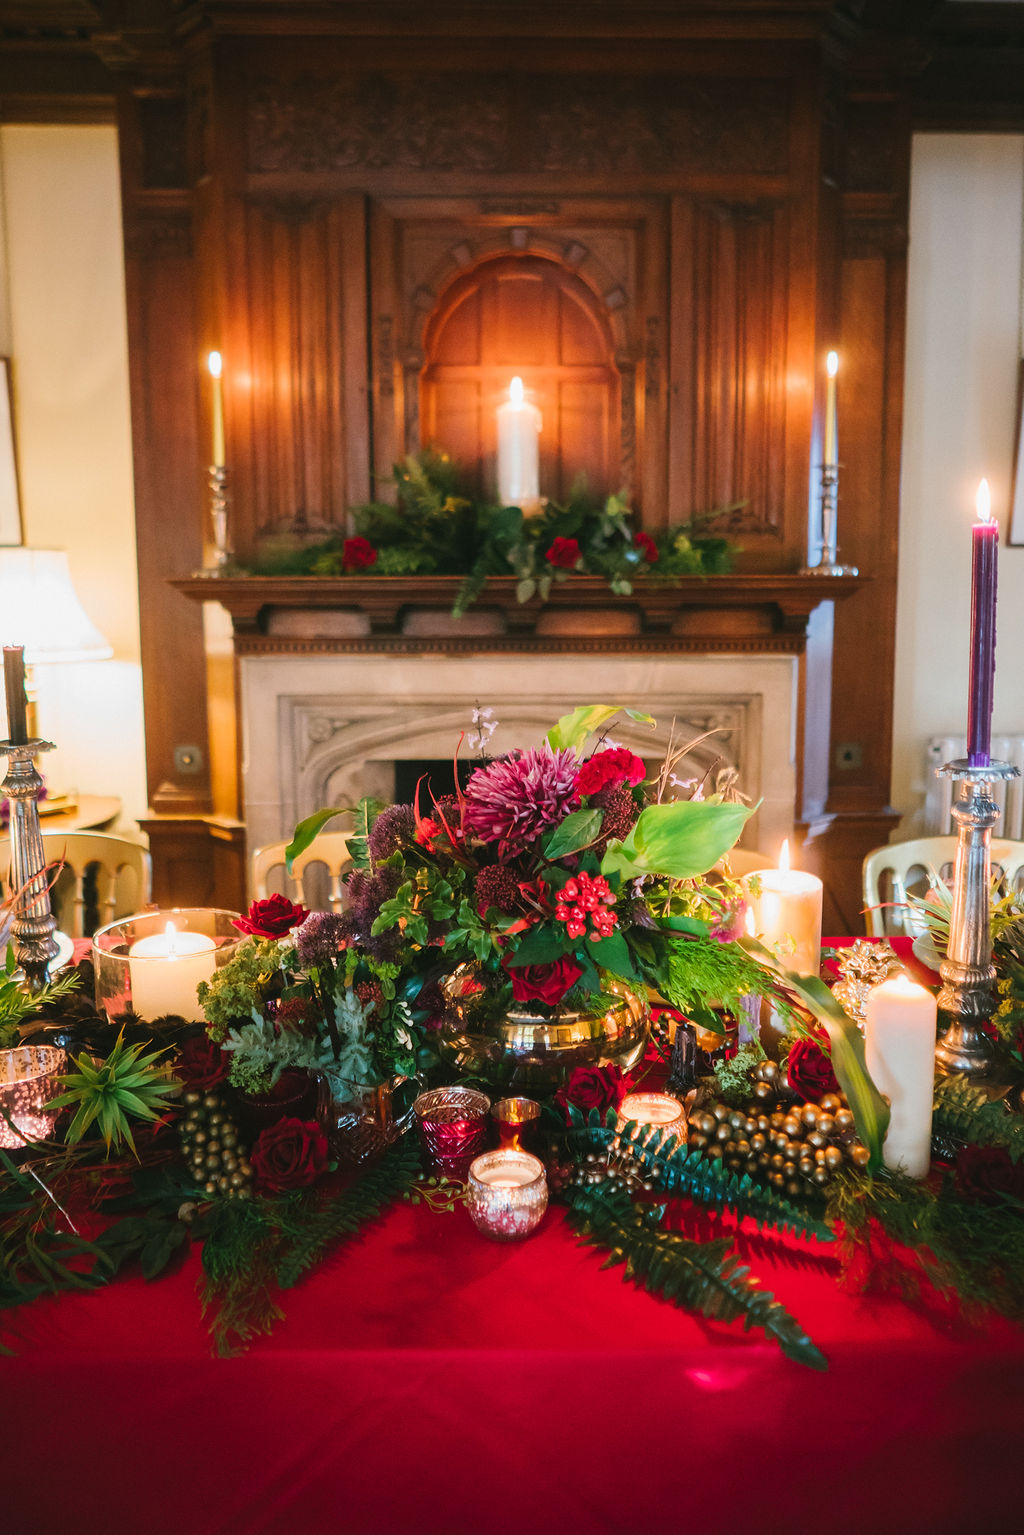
(932, 1074, 1024, 1162)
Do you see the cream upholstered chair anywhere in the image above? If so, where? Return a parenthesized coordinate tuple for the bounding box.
(251, 832, 353, 913)
(861, 835, 1024, 938)
(0, 830, 151, 939)
(714, 847, 772, 879)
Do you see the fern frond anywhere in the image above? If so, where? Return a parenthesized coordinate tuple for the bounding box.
(933, 1074, 1024, 1163)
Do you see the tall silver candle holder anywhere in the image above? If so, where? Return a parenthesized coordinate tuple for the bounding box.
(0, 734, 60, 991)
(800, 463, 859, 578)
(934, 757, 1021, 1077)
(199, 464, 237, 577)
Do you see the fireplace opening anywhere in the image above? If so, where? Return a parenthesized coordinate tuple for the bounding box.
(394, 758, 476, 812)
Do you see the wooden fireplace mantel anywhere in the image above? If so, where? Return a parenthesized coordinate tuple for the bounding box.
(172, 571, 865, 653)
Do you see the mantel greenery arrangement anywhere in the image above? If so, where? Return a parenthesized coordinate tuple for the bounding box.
(246, 448, 739, 615)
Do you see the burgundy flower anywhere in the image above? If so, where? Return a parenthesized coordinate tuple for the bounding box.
(576, 747, 646, 797)
(234, 894, 309, 939)
(504, 956, 583, 1007)
(554, 1064, 631, 1122)
(176, 1034, 230, 1091)
(955, 1144, 1024, 1205)
(462, 747, 580, 852)
(250, 1116, 329, 1193)
(786, 1026, 840, 1102)
(474, 862, 522, 917)
(342, 536, 377, 572)
(634, 530, 659, 563)
(546, 536, 581, 569)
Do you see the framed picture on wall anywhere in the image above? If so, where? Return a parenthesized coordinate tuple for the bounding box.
(0, 358, 23, 545)
(1011, 357, 1024, 546)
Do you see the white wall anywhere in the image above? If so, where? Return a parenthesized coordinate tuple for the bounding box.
(894, 133, 1024, 832)
(0, 125, 147, 827)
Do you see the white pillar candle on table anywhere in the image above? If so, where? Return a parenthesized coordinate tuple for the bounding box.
(128, 921, 217, 1021)
(496, 376, 542, 512)
(745, 839, 823, 977)
(864, 974, 936, 1179)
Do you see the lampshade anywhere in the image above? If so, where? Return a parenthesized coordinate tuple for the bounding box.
(0, 548, 113, 663)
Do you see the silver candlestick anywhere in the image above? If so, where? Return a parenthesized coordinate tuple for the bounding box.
(199, 464, 238, 577)
(934, 757, 1020, 1077)
(0, 735, 60, 991)
(800, 463, 859, 577)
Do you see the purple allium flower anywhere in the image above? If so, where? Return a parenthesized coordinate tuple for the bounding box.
(294, 910, 348, 967)
(339, 866, 403, 961)
(462, 747, 580, 852)
(366, 803, 416, 863)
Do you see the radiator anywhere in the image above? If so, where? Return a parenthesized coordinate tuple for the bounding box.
(924, 735, 1024, 838)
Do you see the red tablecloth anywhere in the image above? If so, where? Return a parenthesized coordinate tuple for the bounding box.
(5, 938, 1022, 1535)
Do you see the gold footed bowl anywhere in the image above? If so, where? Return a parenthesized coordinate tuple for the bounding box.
(437, 968, 650, 1096)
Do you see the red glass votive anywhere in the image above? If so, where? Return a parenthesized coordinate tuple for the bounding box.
(492, 1096, 542, 1153)
(413, 1086, 491, 1179)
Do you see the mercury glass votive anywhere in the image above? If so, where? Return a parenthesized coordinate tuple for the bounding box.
(491, 1096, 541, 1152)
(92, 909, 242, 1023)
(467, 1149, 548, 1241)
(413, 1086, 491, 1179)
(0, 1045, 66, 1149)
(618, 1091, 687, 1139)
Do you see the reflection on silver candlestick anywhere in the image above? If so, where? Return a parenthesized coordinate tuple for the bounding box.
(0, 736, 60, 991)
(801, 463, 859, 578)
(200, 464, 237, 577)
(934, 758, 1021, 1077)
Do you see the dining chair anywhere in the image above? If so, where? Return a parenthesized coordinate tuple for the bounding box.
(861, 834, 1024, 938)
(0, 830, 152, 939)
(251, 831, 353, 913)
(714, 847, 772, 878)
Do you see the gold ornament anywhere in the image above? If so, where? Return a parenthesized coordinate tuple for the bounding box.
(832, 939, 901, 1027)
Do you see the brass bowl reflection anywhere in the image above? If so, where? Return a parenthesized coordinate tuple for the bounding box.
(437, 967, 649, 1095)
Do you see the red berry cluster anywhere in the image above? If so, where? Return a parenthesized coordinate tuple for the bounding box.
(555, 872, 617, 941)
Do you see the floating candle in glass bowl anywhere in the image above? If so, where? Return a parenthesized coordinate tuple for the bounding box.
(744, 839, 823, 977)
(93, 909, 241, 1023)
(618, 1092, 687, 1139)
(467, 1149, 548, 1241)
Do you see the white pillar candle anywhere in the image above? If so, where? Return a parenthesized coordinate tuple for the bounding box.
(745, 840, 823, 977)
(864, 974, 936, 1179)
(128, 921, 217, 1021)
(496, 376, 542, 512)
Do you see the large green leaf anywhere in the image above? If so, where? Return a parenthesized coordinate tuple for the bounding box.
(285, 808, 347, 873)
(542, 808, 604, 860)
(546, 704, 655, 752)
(601, 798, 752, 882)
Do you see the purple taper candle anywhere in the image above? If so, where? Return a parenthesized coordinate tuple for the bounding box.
(3, 644, 28, 745)
(967, 478, 997, 767)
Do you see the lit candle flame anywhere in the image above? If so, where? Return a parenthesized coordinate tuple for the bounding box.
(976, 477, 993, 524)
(163, 920, 179, 956)
(208, 350, 223, 379)
(509, 376, 524, 406)
(826, 351, 838, 378)
(779, 838, 791, 872)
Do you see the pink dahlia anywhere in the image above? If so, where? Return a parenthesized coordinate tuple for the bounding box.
(462, 747, 581, 851)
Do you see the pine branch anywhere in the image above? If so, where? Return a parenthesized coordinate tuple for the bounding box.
(566, 1183, 827, 1371)
(933, 1075, 1024, 1162)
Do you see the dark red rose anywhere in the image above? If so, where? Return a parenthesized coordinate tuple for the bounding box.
(546, 536, 581, 569)
(250, 1116, 329, 1193)
(554, 1063, 631, 1121)
(955, 1144, 1024, 1205)
(576, 747, 646, 797)
(342, 535, 378, 572)
(634, 530, 658, 563)
(504, 956, 583, 1007)
(175, 1034, 230, 1091)
(786, 1026, 840, 1102)
(233, 894, 309, 939)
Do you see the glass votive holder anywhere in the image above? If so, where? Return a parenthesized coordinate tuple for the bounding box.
(413, 1086, 491, 1180)
(92, 908, 242, 1024)
(0, 1045, 66, 1149)
(467, 1149, 548, 1241)
(618, 1091, 687, 1140)
(492, 1096, 542, 1153)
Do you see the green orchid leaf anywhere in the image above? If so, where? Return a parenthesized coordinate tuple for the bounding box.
(542, 809, 604, 861)
(601, 799, 752, 882)
(546, 704, 655, 752)
(285, 807, 348, 873)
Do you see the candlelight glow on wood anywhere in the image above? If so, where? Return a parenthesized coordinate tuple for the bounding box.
(208, 351, 226, 467)
(496, 375, 542, 512)
(967, 476, 997, 768)
(864, 973, 936, 1179)
(744, 839, 823, 977)
(128, 920, 217, 1022)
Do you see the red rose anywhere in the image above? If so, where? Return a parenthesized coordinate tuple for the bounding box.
(554, 1063, 631, 1121)
(233, 894, 309, 939)
(634, 530, 658, 563)
(955, 1144, 1024, 1205)
(342, 536, 378, 572)
(786, 1027, 840, 1102)
(250, 1116, 329, 1193)
(504, 956, 583, 1007)
(176, 1034, 230, 1091)
(576, 747, 646, 797)
(546, 536, 581, 569)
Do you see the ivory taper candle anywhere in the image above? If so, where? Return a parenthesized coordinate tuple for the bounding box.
(864, 974, 936, 1179)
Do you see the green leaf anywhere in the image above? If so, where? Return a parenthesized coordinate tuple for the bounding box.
(542, 809, 604, 860)
(601, 798, 752, 882)
(285, 807, 348, 873)
(546, 704, 655, 752)
(584, 927, 636, 978)
(504, 924, 572, 968)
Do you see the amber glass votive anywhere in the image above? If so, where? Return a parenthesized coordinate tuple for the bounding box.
(467, 1149, 548, 1241)
(618, 1091, 687, 1139)
(0, 1045, 66, 1149)
(413, 1086, 491, 1179)
(491, 1096, 541, 1152)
